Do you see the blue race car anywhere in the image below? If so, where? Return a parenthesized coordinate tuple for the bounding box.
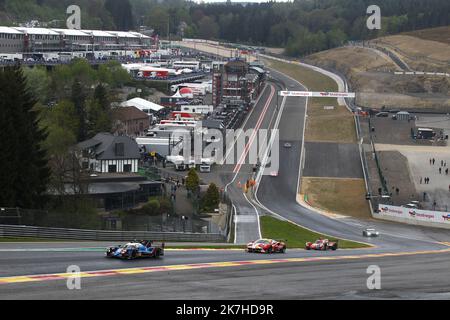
(106, 240, 165, 260)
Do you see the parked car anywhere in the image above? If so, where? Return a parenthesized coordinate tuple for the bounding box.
(375, 112, 389, 117)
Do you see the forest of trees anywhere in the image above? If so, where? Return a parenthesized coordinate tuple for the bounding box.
(24, 59, 131, 192)
(1, 0, 449, 56)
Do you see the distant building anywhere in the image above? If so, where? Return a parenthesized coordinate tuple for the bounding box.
(212, 59, 265, 107)
(121, 97, 165, 116)
(0, 25, 153, 53)
(112, 106, 150, 137)
(76, 133, 141, 173)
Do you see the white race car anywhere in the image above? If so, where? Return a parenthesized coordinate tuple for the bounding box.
(363, 228, 379, 237)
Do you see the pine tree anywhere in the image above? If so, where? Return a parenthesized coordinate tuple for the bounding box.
(202, 183, 220, 212)
(0, 66, 50, 208)
(94, 84, 109, 112)
(71, 80, 87, 142)
(186, 168, 200, 194)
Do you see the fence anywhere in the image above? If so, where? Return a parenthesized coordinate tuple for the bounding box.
(0, 224, 226, 242)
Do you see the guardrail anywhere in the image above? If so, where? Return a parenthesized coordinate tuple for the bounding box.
(0, 225, 226, 242)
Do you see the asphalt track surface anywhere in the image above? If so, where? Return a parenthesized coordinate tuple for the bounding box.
(218, 80, 283, 244)
(1, 62, 450, 300)
(303, 142, 363, 178)
(0, 243, 449, 299)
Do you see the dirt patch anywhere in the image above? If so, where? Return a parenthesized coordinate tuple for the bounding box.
(306, 40, 450, 112)
(300, 177, 371, 219)
(375, 151, 420, 206)
(377, 35, 450, 64)
(262, 47, 285, 55)
(404, 26, 450, 45)
(372, 33, 450, 75)
(307, 46, 398, 74)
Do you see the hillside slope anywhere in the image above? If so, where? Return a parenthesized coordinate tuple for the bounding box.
(306, 27, 450, 112)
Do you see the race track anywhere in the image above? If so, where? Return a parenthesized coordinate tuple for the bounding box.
(1, 58, 450, 300)
(0, 242, 449, 299)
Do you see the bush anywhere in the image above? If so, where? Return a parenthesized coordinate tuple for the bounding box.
(141, 199, 161, 216)
(202, 183, 220, 213)
(186, 168, 200, 194)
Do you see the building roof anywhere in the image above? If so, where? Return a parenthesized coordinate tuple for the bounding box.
(13, 27, 60, 35)
(113, 106, 150, 122)
(83, 30, 115, 37)
(129, 31, 151, 39)
(137, 138, 171, 157)
(249, 66, 265, 75)
(77, 133, 140, 160)
(107, 31, 139, 38)
(202, 119, 224, 130)
(52, 28, 90, 37)
(0, 26, 23, 34)
(122, 98, 165, 113)
(77, 138, 102, 150)
(1, 25, 150, 39)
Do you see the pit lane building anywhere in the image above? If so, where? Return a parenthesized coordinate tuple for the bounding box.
(0, 26, 153, 53)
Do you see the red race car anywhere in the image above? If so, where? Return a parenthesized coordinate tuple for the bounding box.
(305, 239, 338, 251)
(247, 239, 286, 254)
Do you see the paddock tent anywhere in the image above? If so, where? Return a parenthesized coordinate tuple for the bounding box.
(121, 98, 165, 114)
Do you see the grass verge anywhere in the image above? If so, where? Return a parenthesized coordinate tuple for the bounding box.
(301, 177, 371, 219)
(265, 59, 337, 91)
(265, 58, 356, 143)
(260, 216, 370, 249)
(306, 99, 357, 143)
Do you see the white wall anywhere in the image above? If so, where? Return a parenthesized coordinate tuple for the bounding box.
(376, 204, 450, 229)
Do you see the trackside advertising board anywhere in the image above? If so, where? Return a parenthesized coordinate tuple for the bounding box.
(279, 91, 356, 98)
(377, 204, 450, 225)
